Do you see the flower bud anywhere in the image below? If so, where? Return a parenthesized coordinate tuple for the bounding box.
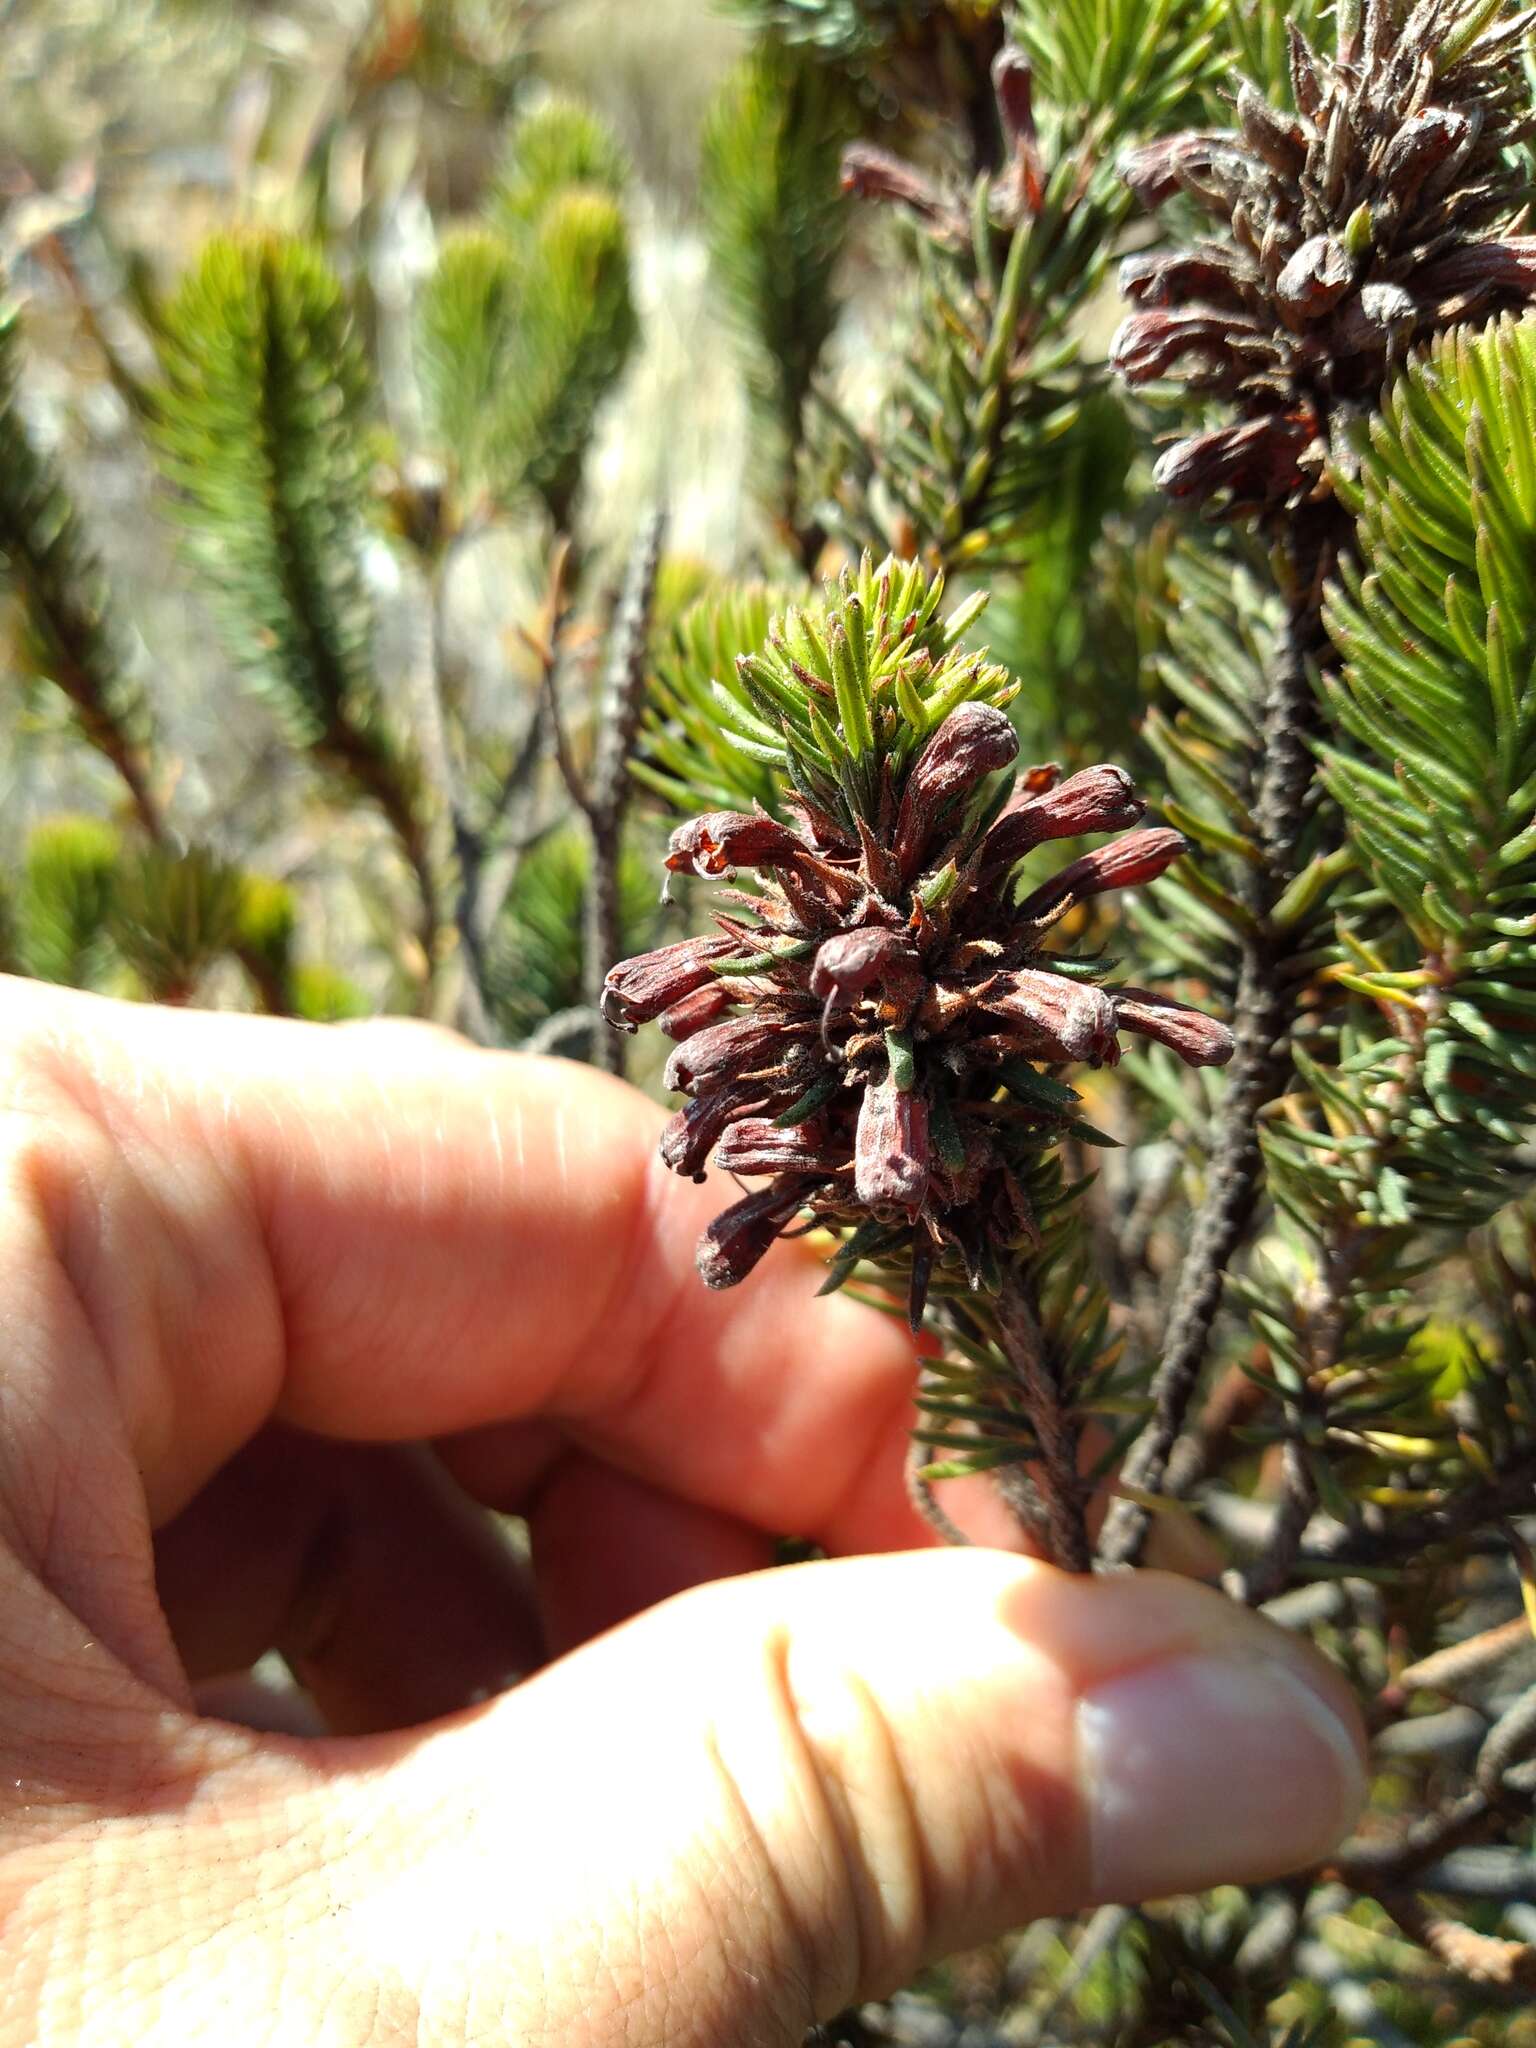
(1018, 827, 1188, 922)
(810, 927, 921, 1006)
(657, 983, 735, 1041)
(854, 1073, 930, 1211)
(840, 144, 952, 232)
(1114, 988, 1236, 1068)
(665, 811, 804, 878)
(659, 1079, 769, 1180)
(984, 969, 1119, 1065)
(664, 1015, 803, 1097)
(696, 1180, 814, 1290)
(601, 934, 738, 1030)
(979, 764, 1144, 878)
(894, 701, 1019, 874)
(714, 1119, 845, 1177)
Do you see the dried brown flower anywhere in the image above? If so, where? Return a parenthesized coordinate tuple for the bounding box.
(606, 559, 1233, 1330)
(1112, 0, 1536, 516)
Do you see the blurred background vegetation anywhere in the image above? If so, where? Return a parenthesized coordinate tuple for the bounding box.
(0, 0, 756, 1036)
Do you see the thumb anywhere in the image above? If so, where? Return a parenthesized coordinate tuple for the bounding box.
(394, 1549, 1367, 2046)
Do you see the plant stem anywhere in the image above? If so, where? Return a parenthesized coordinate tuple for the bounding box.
(1229, 1440, 1319, 1606)
(1296, 1448, 1536, 1572)
(904, 1418, 973, 1548)
(582, 511, 665, 1076)
(1099, 521, 1333, 1565)
(412, 546, 496, 1043)
(997, 1269, 1092, 1574)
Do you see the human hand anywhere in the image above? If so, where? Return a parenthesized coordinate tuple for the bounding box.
(0, 981, 1364, 2046)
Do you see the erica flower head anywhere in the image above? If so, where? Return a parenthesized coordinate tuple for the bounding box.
(607, 558, 1233, 1330)
(1112, 0, 1536, 520)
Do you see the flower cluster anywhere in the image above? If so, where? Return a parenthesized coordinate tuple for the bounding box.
(1111, 0, 1536, 517)
(606, 559, 1233, 1329)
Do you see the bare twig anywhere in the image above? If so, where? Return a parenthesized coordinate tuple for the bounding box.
(1476, 1683, 1536, 1798)
(543, 512, 665, 1076)
(1230, 1439, 1320, 1606)
(1100, 529, 1332, 1566)
(1013, 1906, 1132, 2047)
(1333, 1785, 1500, 1889)
(521, 1005, 603, 1059)
(1161, 1361, 1267, 1500)
(1381, 1891, 1536, 1993)
(1384, 1615, 1532, 1706)
(904, 1427, 973, 1549)
(584, 510, 665, 1076)
(411, 542, 493, 1042)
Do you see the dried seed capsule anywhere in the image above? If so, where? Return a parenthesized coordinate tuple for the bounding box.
(1018, 827, 1188, 921)
(840, 144, 956, 235)
(697, 1180, 817, 1290)
(714, 1120, 845, 1177)
(893, 702, 1019, 874)
(1109, 307, 1259, 386)
(1150, 412, 1320, 504)
(1378, 107, 1470, 203)
(1237, 80, 1306, 175)
(984, 969, 1120, 1066)
(979, 764, 1144, 877)
(657, 983, 736, 1041)
(660, 1079, 770, 1180)
(1276, 235, 1352, 320)
(1114, 988, 1236, 1068)
(665, 811, 805, 878)
(854, 1073, 931, 1211)
(601, 934, 739, 1030)
(663, 1015, 802, 1097)
(810, 927, 922, 1008)
(1120, 248, 1249, 310)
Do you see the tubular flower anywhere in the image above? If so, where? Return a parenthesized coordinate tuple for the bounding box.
(606, 557, 1234, 1330)
(1111, 0, 1536, 518)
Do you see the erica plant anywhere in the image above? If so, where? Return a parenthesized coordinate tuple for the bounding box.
(609, 556, 1231, 1572)
(8, 0, 1536, 2032)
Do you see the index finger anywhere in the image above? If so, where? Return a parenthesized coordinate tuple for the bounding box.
(2, 980, 929, 1552)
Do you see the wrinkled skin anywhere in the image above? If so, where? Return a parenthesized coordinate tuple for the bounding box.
(0, 981, 1362, 2046)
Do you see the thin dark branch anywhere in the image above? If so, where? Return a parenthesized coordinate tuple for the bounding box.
(1334, 1785, 1501, 1888)
(412, 545, 493, 1043)
(1232, 1439, 1320, 1606)
(1100, 525, 1333, 1565)
(904, 1428, 973, 1548)
(542, 645, 589, 817)
(583, 508, 665, 1078)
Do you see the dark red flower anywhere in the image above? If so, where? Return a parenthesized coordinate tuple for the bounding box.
(605, 562, 1233, 1322)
